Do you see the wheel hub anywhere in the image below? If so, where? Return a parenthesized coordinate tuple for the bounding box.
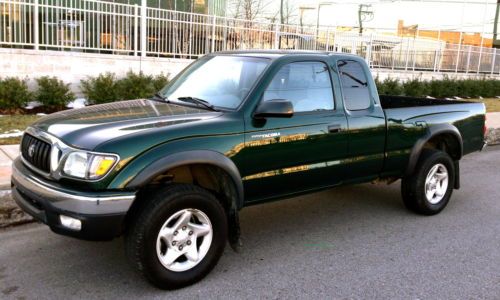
(424, 163, 449, 205)
(156, 208, 213, 272)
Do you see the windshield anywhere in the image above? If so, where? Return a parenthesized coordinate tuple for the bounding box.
(160, 55, 270, 109)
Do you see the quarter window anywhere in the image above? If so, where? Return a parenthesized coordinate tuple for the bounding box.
(262, 62, 334, 112)
(338, 60, 371, 111)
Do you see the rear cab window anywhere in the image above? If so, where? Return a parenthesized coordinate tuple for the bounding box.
(338, 60, 371, 111)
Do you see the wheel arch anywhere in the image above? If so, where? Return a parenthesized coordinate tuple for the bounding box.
(125, 150, 244, 251)
(406, 123, 463, 177)
(126, 150, 244, 210)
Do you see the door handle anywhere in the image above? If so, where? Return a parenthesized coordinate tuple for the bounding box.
(328, 124, 342, 133)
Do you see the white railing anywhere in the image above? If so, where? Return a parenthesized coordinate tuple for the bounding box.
(1, 0, 499, 75)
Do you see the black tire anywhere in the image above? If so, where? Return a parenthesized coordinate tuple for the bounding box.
(401, 149, 455, 215)
(125, 184, 228, 290)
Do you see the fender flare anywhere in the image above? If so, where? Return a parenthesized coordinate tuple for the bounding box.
(126, 150, 244, 210)
(405, 123, 463, 176)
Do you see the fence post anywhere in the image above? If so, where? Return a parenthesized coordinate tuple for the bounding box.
(412, 28, 419, 71)
(433, 42, 440, 73)
(33, 0, 39, 50)
(491, 48, 497, 75)
(222, 18, 227, 51)
(404, 38, 411, 71)
(332, 26, 337, 52)
(477, 39, 484, 74)
(455, 32, 462, 73)
(140, 0, 147, 57)
(366, 32, 374, 66)
(434, 28, 441, 72)
(211, 16, 216, 53)
(465, 45, 471, 74)
(325, 27, 330, 52)
(133, 5, 138, 56)
(274, 22, 280, 50)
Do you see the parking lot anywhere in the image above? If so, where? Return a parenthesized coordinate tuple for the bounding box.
(1, 146, 499, 299)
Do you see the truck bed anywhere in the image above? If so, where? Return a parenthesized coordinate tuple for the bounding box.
(379, 95, 486, 178)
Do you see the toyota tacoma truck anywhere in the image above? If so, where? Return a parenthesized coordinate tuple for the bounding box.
(12, 51, 487, 289)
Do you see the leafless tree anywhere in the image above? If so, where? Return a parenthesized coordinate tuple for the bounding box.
(228, 0, 273, 21)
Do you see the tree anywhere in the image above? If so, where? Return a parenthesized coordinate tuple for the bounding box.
(228, 0, 272, 21)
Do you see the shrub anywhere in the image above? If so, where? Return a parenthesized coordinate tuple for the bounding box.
(456, 79, 478, 98)
(478, 79, 496, 98)
(80, 72, 120, 104)
(402, 78, 430, 97)
(374, 76, 384, 95)
(117, 71, 156, 100)
(380, 77, 403, 95)
(0, 77, 32, 110)
(152, 73, 170, 92)
(429, 76, 459, 98)
(35, 76, 75, 110)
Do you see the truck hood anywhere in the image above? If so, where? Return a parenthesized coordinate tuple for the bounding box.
(31, 99, 222, 150)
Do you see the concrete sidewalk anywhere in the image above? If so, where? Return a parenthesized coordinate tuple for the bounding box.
(0, 145, 19, 189)
(0, 112, 499, 190)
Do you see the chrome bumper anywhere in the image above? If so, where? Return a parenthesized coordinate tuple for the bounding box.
(11, 158, 135, 215)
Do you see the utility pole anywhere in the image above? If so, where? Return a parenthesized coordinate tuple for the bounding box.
(280, 0, 284, 25)
(299, 6, 314, 34)
(494, 0, 500, 48)
(358, 4, 373, 35)
(315, 2, 333, 49)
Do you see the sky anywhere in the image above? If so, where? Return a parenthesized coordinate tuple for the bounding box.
(277, 0, 497, 36)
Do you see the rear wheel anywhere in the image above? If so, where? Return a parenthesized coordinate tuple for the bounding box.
(401, 149, 455, 215)
(125, 184, 227, 290)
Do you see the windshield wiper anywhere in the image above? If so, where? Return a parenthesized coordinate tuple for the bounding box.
(177, 96, 219, 111)
(150, 92, 169, 102)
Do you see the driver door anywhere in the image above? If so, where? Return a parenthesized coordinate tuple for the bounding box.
(239, 59, 349, 202)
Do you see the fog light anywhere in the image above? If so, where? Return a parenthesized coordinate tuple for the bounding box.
(60, 215, 82, 231)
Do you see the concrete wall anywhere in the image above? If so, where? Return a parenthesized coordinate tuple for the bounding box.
(0, 49, 192, 96)
(1, 48, 498, 97)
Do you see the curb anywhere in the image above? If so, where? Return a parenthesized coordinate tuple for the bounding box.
(0, 189, 34, 228)
(486, 128, 500, 146)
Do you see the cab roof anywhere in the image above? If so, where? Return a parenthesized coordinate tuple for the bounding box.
(211, 50, 359, 60)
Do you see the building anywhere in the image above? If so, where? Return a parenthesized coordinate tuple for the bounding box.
(107, 0, 227, 16)
(397, 20, 493, 48)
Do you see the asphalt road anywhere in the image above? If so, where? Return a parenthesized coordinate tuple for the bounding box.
(1, 147, 499, 299)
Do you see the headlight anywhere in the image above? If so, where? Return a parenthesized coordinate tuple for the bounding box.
(63, 151, 118, 180)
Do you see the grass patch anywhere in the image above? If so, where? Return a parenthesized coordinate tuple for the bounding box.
(0, 115, 41, 145)
(466, 98, 500, 113)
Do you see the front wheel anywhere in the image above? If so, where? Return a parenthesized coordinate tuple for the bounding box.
(125, 184, 228, 290)
(401, 149, 455, 215)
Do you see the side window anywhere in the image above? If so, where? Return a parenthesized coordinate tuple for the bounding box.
(338, 60, 371, 111)
(262, 62, 334, 113)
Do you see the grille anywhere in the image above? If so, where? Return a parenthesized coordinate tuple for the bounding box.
(21, 133, 52, 173)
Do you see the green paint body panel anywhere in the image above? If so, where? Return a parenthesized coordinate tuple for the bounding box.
(27, 51, 487, 208)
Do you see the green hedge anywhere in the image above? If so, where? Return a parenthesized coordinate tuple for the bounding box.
(0, 72, 498, 112)
(375, 76, 500, 98)
(80, 71, 170, 104)
(0, 77, 32, 110)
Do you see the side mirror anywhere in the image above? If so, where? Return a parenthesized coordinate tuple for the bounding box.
(254, 99, 294, 118)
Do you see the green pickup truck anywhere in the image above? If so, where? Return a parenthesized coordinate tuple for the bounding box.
(12, 51, 487, 289)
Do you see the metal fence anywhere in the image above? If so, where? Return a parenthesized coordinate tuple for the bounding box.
(1, 0, 500, 75)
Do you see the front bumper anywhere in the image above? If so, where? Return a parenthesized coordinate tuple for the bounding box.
(11, 158, 136, 241)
